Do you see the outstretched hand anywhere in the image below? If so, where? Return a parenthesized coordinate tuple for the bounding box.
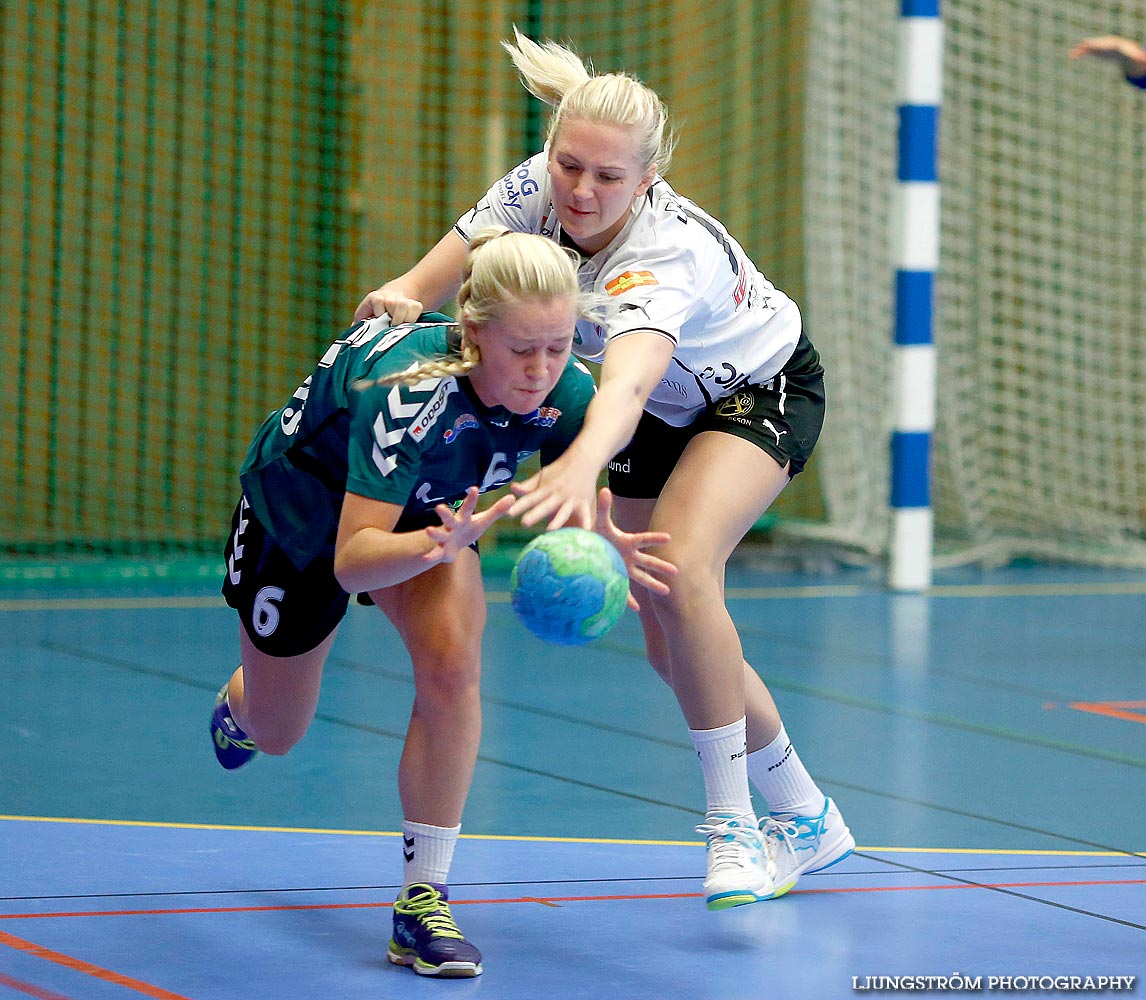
(593, 488, 677, 611)
(424, 488, 515, 564)
(508, 443, 599, 530)
(1069, 35, 1146, 76)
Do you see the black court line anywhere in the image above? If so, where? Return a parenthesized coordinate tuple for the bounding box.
(35, 641, 702, 818)
(330, 655, 690, 750)
(820, 777, 1146, 860)
(922, 665, 1123, 703)
(867, 853, 1146, 933)
(758, 675, 1146, 769)
(4, 860, 1144, 908)
(584, 633, 1146, 772)
(39, 640, 1146, 856)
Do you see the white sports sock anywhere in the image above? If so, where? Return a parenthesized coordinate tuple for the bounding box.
(689, 717, 755, 819)
(747, 724, 825, 817)
(401, 820, 461, 889)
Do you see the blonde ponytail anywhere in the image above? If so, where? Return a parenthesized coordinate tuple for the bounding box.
(502, 26, 676, 176)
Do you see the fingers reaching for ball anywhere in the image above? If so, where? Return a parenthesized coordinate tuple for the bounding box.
(593, 488, 678, 609)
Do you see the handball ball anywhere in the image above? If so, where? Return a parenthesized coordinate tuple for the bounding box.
(510, 528, 629, 646)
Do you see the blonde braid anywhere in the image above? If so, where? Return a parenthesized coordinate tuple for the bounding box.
(376, 332, 479, 387)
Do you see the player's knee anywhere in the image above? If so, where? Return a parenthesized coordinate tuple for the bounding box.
(647, 557, 719, 621)
(636, 608, 672, 679)
(413, 657, 482, 714)
(410, 632, 482, 702)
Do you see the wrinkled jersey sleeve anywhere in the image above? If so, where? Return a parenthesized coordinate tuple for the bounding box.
(454, 153, 549, 241)
(344, 380, 431, 506)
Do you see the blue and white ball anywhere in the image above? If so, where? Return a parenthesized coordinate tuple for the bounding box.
(510, 528, 629, 646)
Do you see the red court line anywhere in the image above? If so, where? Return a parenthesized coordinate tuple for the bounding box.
(0, 970, 76, 1000)
(1069, 700, 1146, 725)
(0, 929, 190, 1000)
(1, 877, 1143, 921)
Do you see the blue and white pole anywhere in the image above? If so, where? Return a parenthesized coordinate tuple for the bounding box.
(890, 0, 942, 591)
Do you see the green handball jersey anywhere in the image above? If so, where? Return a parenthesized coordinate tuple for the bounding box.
(239, 314, 596, 569)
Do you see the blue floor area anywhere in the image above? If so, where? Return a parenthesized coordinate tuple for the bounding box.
(2, 561, 1144, 997)
(0, 820, 1142, 1000)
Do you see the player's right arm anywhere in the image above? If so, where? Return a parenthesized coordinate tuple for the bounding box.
(333, 493, 432, 592)
(353, 229, 470, 323)
(511, 330, 676, 529)
(334, 489, 514, 593)
(1069, 35, 1146, 81)
(353, 155, 547, 323)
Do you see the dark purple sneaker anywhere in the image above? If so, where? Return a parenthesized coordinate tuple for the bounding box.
(210, 684, 258, 770)
(388, 882, 483, 977)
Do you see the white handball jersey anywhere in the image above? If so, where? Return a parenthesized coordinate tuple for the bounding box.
(455, 152, 803, 426)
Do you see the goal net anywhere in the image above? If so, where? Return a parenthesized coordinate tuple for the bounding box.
(5, 0, 1146, 574)
(803, 0, 1146, 567)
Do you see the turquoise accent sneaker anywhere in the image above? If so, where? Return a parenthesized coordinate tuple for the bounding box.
(388, 883, 482, 978)
(695, 813, 796, 910)
(210, 684, 258, 770)
(763, 796, 855, 885)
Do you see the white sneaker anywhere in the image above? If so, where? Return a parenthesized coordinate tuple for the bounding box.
(695, 812, 795, 910)
(763, 796, 855, 886)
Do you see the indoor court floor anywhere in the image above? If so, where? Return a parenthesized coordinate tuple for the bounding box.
(1, 559, 1144, 999)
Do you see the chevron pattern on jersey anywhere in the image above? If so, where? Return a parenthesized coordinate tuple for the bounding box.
(370, 379, 457, 477)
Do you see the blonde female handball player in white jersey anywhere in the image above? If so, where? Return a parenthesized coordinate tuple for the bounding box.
(354, 29, 855, 910)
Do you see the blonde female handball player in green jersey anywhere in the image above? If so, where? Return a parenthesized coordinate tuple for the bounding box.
(210, 227, 675, 978)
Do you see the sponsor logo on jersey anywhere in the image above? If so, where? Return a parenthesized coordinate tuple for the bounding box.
(466, 197, 492, 225)
(499, 164, 540, 212)
(370, 379, 455, 477)
(443, 413, 479, 444)
(407, 380, 457, 442)
(733, 268, 748, 306)
(605, 270, 659, 296)
(280, 376, 312, 436)
(523, 406, 562, 428)
(716, 391, 755, 418)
